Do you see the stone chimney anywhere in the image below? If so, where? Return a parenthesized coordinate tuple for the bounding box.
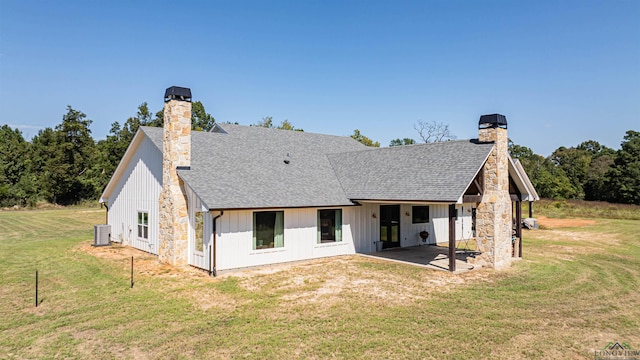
(475, 114, 512, 269)
(158, 86, 192, 266)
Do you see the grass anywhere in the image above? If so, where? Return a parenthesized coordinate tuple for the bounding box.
(528, 199, 640, 220)
(1, 205, 639, 359)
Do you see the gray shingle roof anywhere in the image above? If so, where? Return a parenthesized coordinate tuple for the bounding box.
(328, 141, 494, 202)
(141, 125, 494, 209)
(142, 125, 367, 209)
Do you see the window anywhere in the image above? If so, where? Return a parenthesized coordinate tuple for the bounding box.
(253, 211, 284, 250)
(195, 211, 204, 252)
(412, 206, 430, 224)
(317, 209, 342, 243)
(137, 211, 148, 239)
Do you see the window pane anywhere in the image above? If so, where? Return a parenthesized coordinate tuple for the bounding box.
(335, 210, 342, 242)
(143, 226, 148, 239)
(318, 209, 342, 243)
(412, 206, 430, 223)
(254, 212, 276, 249)
(195, 212, 204, 252)
(138, 225, 143, 238)
(274, 212, 284, 248)
(253, 211, 284, 249)
(319, 210, 335, 242)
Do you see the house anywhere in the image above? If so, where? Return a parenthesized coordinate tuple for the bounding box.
(99, 86, 539, 274)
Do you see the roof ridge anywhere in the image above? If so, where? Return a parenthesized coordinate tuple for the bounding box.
(331, 138, 489, 156)
(216, 123, 367, 142)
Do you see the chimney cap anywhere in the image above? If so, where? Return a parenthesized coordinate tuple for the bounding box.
(479, 114, 507, 129)
(164, 86, 192, 102)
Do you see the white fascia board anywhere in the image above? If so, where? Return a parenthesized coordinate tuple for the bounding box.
(508, 157, 540, 201)
(457, 145, 494, 205)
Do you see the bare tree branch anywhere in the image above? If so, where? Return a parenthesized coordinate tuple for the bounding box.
(414, 120, 457, 143)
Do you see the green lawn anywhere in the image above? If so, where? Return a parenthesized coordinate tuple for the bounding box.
(1, 207, 639, 359)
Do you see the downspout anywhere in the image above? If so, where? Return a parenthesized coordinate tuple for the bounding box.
(102, 203, 109, 224)
(210, 211, 224, 277)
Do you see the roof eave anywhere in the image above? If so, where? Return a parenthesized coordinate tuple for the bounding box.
(456, 144, 494, 204)
(206, 202, 359, 211)
(352, 199, 458, 204)
(511, 158, 540, 201)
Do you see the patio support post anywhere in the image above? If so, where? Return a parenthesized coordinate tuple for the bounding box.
(516, 201, 522, 257)
(448, 204, 456, 272)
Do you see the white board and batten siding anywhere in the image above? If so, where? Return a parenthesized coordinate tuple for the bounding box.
(345, 203, 379, 253)
(184, 185, 212, 270)
(456, 204, 475, 241)
(210, 202, 476, 271)
(349, 203, 476, 251)
(427, 203, 475, 244)
(106, 137, 162, 255)
(214, 207, 357, 271)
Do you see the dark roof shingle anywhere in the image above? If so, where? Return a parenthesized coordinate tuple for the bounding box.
(141, 125, 494, 209)
(328, 141, 494, 202)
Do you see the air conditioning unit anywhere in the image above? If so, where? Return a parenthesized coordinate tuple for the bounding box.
(94, 224, 111, 246)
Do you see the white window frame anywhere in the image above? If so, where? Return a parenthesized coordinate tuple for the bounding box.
(137, 211, 149, 240)
(194, 211, 204, 253)
(317, 209, 342, 244)
(252, 211, 285, 251)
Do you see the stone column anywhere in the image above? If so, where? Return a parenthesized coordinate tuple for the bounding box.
(475, 126, 512, 269)
(158, 90, 191, 266)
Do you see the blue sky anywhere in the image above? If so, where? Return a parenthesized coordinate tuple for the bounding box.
(1, 0, 638, 156)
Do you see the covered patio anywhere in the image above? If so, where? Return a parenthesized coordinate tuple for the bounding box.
(363, 244, 481, 273)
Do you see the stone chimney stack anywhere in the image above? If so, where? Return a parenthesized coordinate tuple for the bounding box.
(158, 86, 192, 266)
(475, 114, 512, 269)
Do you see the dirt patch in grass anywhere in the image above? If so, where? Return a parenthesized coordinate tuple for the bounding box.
(530, 228, 620, 261)
(78, 242, 496, 310)
(75, 241, 210, 279)
(225, 255, 495, 308)
(537, 216, 596, 228)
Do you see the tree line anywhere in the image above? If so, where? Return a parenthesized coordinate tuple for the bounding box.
(0, 101, 215, 207)
(509, 133, 640, 204)
(1, 105, 639, 207)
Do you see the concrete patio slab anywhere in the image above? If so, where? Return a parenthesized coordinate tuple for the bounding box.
(361, 245, 480, 273)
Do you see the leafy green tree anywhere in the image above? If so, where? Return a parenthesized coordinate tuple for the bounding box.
(576, 140, 616, 201)
(26, 106, 98, 205)
(254, 116, 274, 128)
(508, 141, 534, 159)
(605, 130, 640, 204)
(0, 125, 32, 206)
(549, 146, 591, 199)
(389, 138, 416, 146)
(29, 127, 63, 203)
(191, 101, 216, 131)
(351, 129, 380, 147)
(253, 116, 303, 131)
(277, 119, 303, 132)
(50, 106, 97, 204)
(584, 154, 615, 201)
(508, 141, 577, 199)
(525, 154, 577, 199)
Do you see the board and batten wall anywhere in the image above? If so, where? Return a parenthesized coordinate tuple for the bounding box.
(206, 202, 475, 271)
(106, 137, 162, 255)
(349, 203, 474, 251)
(184, 185, 212, 270)
(213, 207, 357, 271)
